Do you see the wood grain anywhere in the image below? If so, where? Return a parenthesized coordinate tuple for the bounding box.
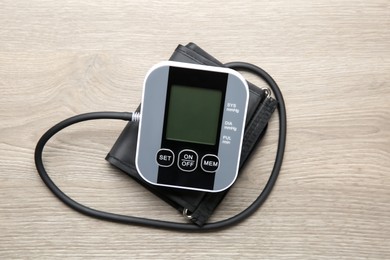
(0, 0, 389, 259)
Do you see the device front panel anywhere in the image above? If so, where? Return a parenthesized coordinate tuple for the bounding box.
(136, 62, 249, 192)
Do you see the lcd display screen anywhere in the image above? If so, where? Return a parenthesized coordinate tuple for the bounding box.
(165, 85, 222, 145)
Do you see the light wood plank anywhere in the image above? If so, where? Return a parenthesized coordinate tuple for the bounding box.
(0, 0, 389, 259)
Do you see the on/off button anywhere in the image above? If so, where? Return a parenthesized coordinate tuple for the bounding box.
(156, 149, 174, 167)
(178, 150, 198, 172)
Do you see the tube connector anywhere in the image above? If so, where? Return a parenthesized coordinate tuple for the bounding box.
(132, 112, 141, 122)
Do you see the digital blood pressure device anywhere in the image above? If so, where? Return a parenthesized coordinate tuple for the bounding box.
(136, 61, 249, 192)
(35, 43, 286, 231)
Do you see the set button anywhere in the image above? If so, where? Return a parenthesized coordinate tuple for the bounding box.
(156, 149, 174, 167)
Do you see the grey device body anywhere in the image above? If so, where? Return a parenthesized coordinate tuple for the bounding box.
(136, 61, 249, 192)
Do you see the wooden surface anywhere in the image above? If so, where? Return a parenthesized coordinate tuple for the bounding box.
(1, 0, 389, 259)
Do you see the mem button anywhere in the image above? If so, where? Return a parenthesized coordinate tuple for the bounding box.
(201, 154, 220, 173)
(156, 149, 174, 167)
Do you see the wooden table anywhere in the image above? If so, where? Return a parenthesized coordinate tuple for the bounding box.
(1, 1, 389, 258)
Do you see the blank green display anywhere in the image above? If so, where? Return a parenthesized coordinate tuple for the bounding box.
(165, 85, 222, 145)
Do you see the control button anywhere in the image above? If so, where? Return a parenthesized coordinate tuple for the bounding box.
(178, 150, 198, 172)
(201, 154, 220, 173)
(156, 149, 174, 167)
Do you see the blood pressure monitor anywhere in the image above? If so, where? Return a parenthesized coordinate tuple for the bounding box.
(136, 61, 249, 192)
